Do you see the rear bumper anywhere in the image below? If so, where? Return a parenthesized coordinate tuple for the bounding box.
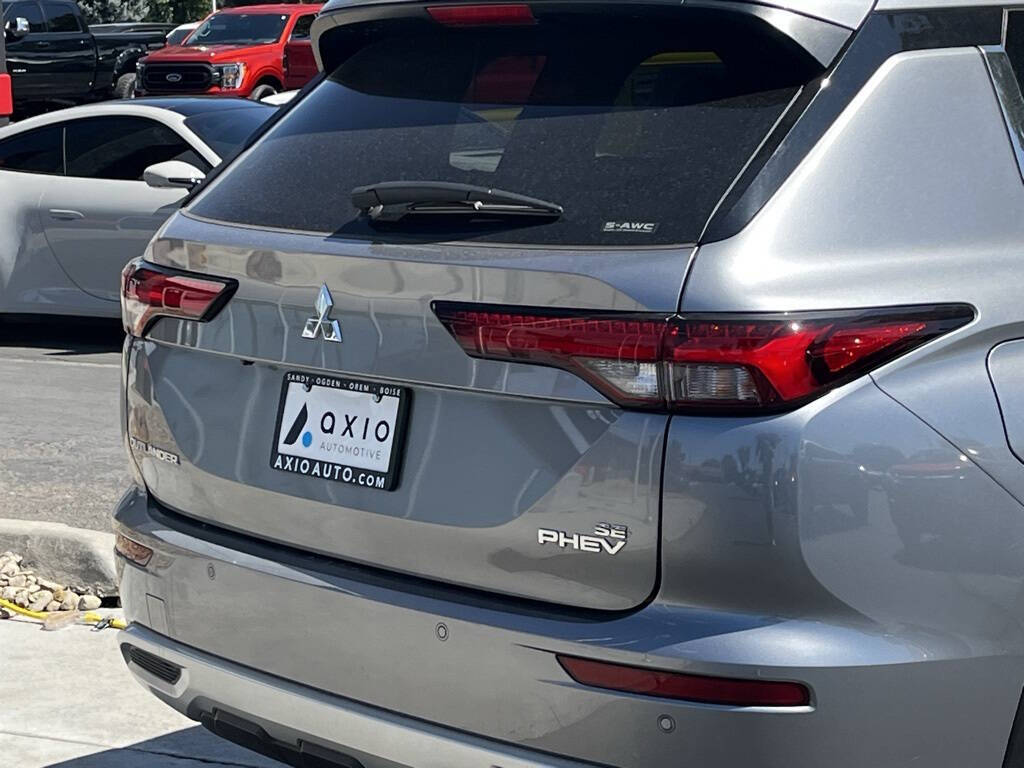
(114, 486, 1023, 767)
(120, 624, 594, 768)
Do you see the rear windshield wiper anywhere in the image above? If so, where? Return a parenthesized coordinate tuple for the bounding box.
(351, 181, 564, 223)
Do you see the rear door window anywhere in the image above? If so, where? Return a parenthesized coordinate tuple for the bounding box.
(0, 124, 63, 174)
(290, 14, 314, 40)
(41, 1, 81, 32)
(65, 117, 209, 181)
(191, 9, 822, 246)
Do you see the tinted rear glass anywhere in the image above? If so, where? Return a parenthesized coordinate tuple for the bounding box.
(185, 105, 274, 159)
(41, 1, 80, 32)
(190, 9, 822, 245)
(0, 124, 63, 174)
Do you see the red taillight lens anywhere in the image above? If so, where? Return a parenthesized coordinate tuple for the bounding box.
(115, 533, 153, 567)
(121, 259, 235, 337)
(432, 302, 973, 412)
(427, 3, 535, 26)
(558, 655, 810, 707)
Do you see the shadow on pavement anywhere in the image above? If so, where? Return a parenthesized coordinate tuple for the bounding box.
(0, 315, 124, 355)
(42, 725, 280, 768)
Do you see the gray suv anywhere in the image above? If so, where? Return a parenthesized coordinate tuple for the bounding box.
(113, 0, 1024, 765)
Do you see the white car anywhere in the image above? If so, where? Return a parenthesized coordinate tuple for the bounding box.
(260, 90, 299, 106)
(0, 98, 273, 318)
(165, 22, 200, 47)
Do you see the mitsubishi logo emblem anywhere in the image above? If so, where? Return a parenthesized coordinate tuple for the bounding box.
(302, 284, 342, 342)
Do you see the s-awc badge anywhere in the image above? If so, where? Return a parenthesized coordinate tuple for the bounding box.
(602, 221, 660, 234)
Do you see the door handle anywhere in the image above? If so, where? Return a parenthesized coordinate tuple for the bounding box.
(36, 41, 51, 48)
(48, 209, 84, 221)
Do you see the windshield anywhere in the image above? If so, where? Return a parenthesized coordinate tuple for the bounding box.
(190, 10, 822, 245)
(186, 13, 288, 46)
(185, 105, 275, 159)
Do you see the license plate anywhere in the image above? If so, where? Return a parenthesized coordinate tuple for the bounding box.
(270, 372, 409, 491)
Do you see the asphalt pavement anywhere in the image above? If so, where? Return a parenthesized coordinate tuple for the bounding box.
(0, 317, 129, 532)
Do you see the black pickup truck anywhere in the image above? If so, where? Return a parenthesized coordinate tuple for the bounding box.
(1, 1, 173, 114)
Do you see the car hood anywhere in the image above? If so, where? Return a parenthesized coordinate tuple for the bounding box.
(144, 43, 274, 62)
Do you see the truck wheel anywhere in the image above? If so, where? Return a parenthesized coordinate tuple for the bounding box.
(114, 74, 137, 100)
(249, 83, 278, 101)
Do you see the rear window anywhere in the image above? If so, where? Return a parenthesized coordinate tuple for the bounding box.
(190, 9, 822, 246)
(185, 105, 274, 159)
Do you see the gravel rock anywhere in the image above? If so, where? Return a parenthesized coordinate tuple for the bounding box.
(0, 523, 118, 598)
(36, 578, 62, 593)
(28, 590, 54, 612)
(0, 606, 12, 619)
(78, 595, 101, 611)
(0, 550, 114, 617)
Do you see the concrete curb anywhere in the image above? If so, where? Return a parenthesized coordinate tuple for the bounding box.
(0, 519, 117, 597)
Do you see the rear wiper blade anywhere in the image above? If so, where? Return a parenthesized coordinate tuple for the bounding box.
(351, 181, 564, 223)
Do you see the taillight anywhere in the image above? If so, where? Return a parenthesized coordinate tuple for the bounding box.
(121, 259, 236, 337)
(115, 533, 153, 567)
(557, 655, 810, 707)
(427, 3, 535, 26)
(432, 302, 973, 412)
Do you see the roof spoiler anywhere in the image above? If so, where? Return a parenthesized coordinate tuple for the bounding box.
(310, 0, 859, 74)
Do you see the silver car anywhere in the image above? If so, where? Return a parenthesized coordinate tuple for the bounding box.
(113, 0, 1024, 765)
(0, 98, 272, 318)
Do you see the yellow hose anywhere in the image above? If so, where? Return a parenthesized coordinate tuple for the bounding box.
(0, 596, 127, 630)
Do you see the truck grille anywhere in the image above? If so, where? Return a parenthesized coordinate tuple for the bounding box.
(142, 63, 214, 93)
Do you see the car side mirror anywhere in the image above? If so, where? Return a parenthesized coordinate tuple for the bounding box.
(144, 160, 205, 190)
(5, 17, 31, 40)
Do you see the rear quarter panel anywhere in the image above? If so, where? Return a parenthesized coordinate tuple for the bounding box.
(672, 44, 1024, 680)
(685, 47, 1024, 503)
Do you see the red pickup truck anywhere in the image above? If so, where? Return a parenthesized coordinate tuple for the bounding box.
(135, 3, 321, 100)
